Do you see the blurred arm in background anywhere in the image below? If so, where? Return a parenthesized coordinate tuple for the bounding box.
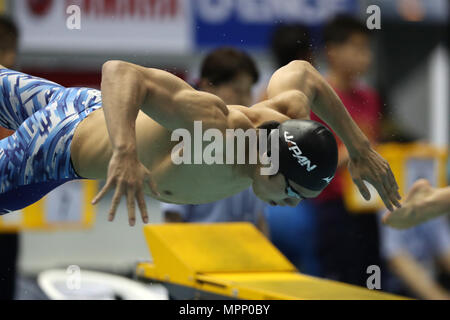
(383, 179, 450, 229)
(380, 212, 450, 299)
(388, 251, 450, 300)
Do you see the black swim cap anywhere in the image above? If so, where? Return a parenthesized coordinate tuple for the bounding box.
(268, 120, 338, 191)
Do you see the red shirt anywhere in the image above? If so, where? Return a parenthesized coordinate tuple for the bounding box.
(0, 127, 13, 139)
(311, 83, 382, 202)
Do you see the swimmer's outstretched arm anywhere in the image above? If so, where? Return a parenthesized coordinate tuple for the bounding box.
(266, 60, 401, 211)
(92, 60, 229, 226)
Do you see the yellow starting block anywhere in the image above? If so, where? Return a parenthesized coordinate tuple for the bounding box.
(136, 223, 407, 300)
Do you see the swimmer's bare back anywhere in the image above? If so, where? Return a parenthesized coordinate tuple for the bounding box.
(77, 60, 401, 226)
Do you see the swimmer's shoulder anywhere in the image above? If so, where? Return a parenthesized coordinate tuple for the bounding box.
(236, 102, 291, 127)
(226, 105, 259, 130)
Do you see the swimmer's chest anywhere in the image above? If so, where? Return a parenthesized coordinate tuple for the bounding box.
(150, 159, 251, 205)
(136, 115, 252, 204)
(75, 111, 251, 203)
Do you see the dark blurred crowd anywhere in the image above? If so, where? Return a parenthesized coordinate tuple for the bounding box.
(0, 15, 19, 300)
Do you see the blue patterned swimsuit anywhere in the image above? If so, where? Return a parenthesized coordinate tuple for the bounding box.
(0, 69, 102, 214)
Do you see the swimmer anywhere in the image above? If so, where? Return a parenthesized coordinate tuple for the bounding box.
(382, 179, 450, 229)
(0, 60, 401, 226)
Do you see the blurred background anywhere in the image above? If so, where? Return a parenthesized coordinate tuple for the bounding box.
(0, 0, 448, 300)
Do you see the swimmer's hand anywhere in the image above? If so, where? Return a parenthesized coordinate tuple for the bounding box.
(348, 146, 402, 212)
(92, 151, 160, 226)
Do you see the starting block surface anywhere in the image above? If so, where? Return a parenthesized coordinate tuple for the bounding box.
(136, 223, 408, 300)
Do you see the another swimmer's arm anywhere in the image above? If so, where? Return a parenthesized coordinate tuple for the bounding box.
(383, 186, 450, 228)
(389, 252, 450, 300)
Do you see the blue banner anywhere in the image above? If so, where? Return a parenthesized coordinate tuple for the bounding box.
(193, 0, 359, 49)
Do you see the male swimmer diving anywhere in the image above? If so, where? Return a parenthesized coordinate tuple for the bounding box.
(0, 60, 402, 226)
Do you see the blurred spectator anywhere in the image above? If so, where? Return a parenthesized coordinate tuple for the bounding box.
(197, 47, 259, 107)
(161, 47, 269, 236)
(0, 15, 18, 69)
(377, 126, 450, 298)
(310, 15, 382, 286)
(264, 24, 321, 276)
(0, 15, 16, 139)
(382, 179, 450, 230)
(264, 201, 320, 276)
(270, 24, 314, 68)
(0, 15, 19, 300)
(378, 212, 450, 299)
(258, 24, 314, 102)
